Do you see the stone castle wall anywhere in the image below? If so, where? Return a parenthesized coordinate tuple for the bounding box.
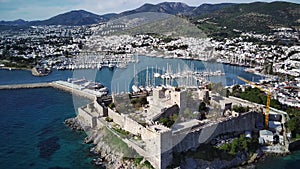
(79, 99, 261, 169)
(103, 103, 171, 169)
(172, 112, 260, 152)
(77, 107, 97, 128)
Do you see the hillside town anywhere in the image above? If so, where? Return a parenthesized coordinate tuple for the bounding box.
(1, 14, 300, 169)
(1, 22, 300, 107)
(1, 1, 300, 169)
(0, 23, 299, 71)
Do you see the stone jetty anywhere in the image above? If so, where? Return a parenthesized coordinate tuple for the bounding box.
(0, 81, 101, 100)
(0, 83, 51, 90)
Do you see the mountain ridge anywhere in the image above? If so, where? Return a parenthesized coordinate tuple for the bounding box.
(0, 1, 299, 29)
(194, 1, 300, 34)
(0, 2, 234, 26)
(29, 10, 105, 26)
(119, 2, 195, 16)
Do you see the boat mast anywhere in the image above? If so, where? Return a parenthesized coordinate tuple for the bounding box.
(146, 66, 149, 87)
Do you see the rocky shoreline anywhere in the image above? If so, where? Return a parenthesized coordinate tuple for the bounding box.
(64, 118, 140, 168)
(64, 117, 83, 131)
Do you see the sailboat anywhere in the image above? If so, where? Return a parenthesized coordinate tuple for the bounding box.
(132, 63, 140, 93)
(153, 65, 161, 78)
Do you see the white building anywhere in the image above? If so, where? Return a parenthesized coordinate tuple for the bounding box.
(259, 130, 274, 144)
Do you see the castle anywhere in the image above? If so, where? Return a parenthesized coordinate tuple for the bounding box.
(77, 86, 261, 169)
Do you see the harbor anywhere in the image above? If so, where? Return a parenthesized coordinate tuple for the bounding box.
(0, 56, 297, 169)
(0, 56, 265, 92)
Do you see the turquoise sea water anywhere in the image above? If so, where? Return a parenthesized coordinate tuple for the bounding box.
(256, 151, 300, 169)
(1, 56, 299, 169)
(0, 88, 97, 169)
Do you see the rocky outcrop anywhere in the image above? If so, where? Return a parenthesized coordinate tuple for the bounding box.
(67, 114, 148, 168)
(92, 130, 138, 169)
(64, 117, 83, 131)
(81, 129, 140, 169)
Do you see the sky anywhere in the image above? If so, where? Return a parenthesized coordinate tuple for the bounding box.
(0, 0, 299, 21)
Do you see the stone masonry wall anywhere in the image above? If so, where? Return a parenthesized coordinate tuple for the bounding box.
(77, 107, 97, 128)
(172, 112, 260, 152)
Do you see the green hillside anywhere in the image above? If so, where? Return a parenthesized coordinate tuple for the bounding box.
(194, 1, 300, 37)
(120, 16, 207, 38)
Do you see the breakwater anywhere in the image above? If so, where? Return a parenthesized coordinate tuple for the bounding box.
(0, 83, 51, 90)
(0, 81, 98, 100)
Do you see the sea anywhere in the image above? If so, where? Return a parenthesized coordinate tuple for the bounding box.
(0, 56, 299, 169)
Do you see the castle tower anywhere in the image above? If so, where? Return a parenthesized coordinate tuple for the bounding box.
(144, 125, 173, 169)
(171, 89, 187, 110)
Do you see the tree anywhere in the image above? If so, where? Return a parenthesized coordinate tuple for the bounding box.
(240, 135, 248, 151)
(287, 117, 300, 137)
(199, 102, 207, 112)
(159, 117, 174, 128)
(230, 139, 238, 155)
(109, 102, 115, 109)
(232, 85, 240, 92)
(139, 97, 148, 105)
(232, 105, 250, 113)
(131, 98, 137, 105)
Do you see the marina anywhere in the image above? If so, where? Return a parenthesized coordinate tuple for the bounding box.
(45, 53, 137, 70)
(0, 56, 264, 92)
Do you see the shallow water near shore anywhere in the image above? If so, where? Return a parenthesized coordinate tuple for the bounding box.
(256, 150, 300, 169)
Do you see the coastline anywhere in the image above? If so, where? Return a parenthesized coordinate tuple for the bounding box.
(0, 80, 292, 169)
(64, 118, 141, 169)
(0, 57, 284, 169)
(1, 54, 271, 82)
(66, 115, 281, 169)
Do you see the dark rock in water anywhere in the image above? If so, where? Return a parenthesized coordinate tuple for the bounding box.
(37, 136, 60, 160)
(29, 162, 35, 167)
(38, 127, 53, 137)
(38, 118, 61, 137)
(64, 117, 83, 131)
